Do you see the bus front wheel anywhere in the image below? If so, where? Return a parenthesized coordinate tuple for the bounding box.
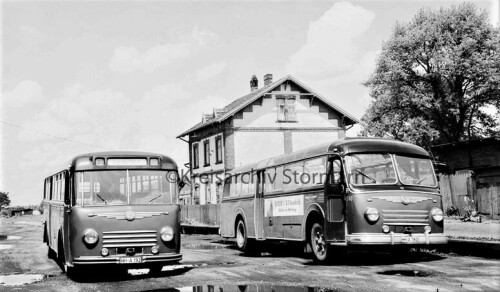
(310, 222, 330, 263)
(236, 220, 249, 251)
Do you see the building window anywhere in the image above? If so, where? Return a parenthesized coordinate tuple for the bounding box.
(193, 143, 199, 169)
(203, 140, 210, 166)
(277, 96, 297, 122)
(215, 136, 223, 164)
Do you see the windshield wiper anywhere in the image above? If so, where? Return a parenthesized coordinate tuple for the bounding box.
(355, 170, 377, 183)
(415, 177, 428, 185)
(94, 193, 108, 204)
(148, 194, 162, 203)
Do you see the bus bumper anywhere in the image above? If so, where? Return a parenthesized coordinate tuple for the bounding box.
(72, 253, 182, 265)
(346, 232, 448, 245)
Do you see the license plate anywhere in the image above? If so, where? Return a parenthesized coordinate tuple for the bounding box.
(401, 236, 419, 244)
(119, 257, 143, 264)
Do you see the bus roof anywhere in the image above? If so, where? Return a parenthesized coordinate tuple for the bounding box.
(230, 137, 430, 174)
(68, 151, 178, 171)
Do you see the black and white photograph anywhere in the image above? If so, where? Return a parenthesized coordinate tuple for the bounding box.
(1, 0, 499, 291)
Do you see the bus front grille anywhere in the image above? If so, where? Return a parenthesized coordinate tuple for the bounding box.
(382, 210, 429, 226)
(102, 230, 158, 248)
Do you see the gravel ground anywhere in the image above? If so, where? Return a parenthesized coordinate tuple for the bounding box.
(445, 217, 500, 241)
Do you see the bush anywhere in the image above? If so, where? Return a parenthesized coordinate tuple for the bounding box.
(446, 205, 460, 217)
(0, 209, 10, 217)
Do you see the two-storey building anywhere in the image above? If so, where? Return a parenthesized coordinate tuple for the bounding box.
(177, 74, 358, 205)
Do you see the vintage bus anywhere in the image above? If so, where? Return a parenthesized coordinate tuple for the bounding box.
(220, 138, 447, 262)
(41, 151, 183, 275)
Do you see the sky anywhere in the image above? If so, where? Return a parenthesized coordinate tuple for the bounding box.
(1, 0, 498, 206)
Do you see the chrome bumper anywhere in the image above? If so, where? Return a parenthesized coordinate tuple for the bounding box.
(346, 232, 448, 245)
(72, 253, 182, 265)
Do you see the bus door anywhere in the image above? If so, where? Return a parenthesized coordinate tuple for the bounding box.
(254, 171, 265, 240)
(324, 156, 346, 241)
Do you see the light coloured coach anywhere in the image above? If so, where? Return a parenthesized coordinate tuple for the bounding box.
(220, 138, 447, 262)
(42, 151, 183, 275)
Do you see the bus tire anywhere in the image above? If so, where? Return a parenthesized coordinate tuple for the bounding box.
(310, 222, 330, 263)
(236, 220, 251, 252)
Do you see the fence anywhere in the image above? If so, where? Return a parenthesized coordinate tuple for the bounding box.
(439, 170, 500, 219)
(180, 204, 220, 226)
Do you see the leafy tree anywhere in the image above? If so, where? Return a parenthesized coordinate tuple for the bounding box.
(0, 191, 11, 208)
(362, 3, 499, 148)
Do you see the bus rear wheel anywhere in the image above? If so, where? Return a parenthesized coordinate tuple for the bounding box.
(310, 222, 330, 263)
(236, 220, 250, 252)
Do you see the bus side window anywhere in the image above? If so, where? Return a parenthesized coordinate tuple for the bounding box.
(241, 172, 250, 196)
(328, 159, 342, 184)
(264, 168, 275, 193)
(303, 157, 326, 187)
(333, 160, 342, 183)
(275, 166, 284, 190)
(223, 177, 231, 198)
(248, 172, 256, 195)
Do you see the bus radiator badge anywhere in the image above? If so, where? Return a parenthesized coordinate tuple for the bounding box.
(401, 195, 410, 205)
(125, 210, 136, 221)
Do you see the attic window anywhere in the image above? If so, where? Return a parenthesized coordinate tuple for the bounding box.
(276, 95, 297, 122)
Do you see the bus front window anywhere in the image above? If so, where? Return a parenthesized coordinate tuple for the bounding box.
(394, 155, 437, 187)
(75, 170, 177, 206)
(345, 154, 397, 185)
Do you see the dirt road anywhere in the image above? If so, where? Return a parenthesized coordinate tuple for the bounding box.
(1, 215, 499, 291)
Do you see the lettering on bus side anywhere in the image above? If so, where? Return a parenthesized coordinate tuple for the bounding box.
(264, 195, 304, 217)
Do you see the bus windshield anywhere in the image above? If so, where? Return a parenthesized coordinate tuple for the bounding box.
(75, 170, 177, 206)
(345, 153, 437, 187)
(345, 153, 396, 185)
(394, 155, 437, 187)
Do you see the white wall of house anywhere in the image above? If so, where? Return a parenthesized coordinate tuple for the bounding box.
(233, 96, 338, 129)
(232, 92, 343, 167)
(234, 131, 284, 167)
(293, 131, 340, 152)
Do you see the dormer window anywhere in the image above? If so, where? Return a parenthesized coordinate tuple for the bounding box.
(277, 95, 297, 122)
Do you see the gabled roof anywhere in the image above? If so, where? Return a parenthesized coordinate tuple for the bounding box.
(177, 75, 359, 138)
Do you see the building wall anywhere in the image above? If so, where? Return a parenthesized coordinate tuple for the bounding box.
(233, 95, 340, 129)
(191, 132, 225, 176)
(190, 131, 225, 205)
(231, 87, 344, 167)
(186, 81, 350, 205)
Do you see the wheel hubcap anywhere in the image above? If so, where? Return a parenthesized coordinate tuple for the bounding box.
(314, 229, 326, 256)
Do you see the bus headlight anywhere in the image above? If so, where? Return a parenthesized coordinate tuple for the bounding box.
(431, 208, 444, 222)
(160, 226, 174, 242)
(83, 228, 99, 244)
(364, 207, 380, 223)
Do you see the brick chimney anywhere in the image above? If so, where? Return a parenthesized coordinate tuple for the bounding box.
(264, 74, 273, 86)
(250, 75, 258, 92)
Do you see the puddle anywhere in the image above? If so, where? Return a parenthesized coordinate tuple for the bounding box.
(142, 285, 336, 292)
(0, 235, 22, 241)
(378, 269, 432, 277)
(0, 274, 44, 286)
(181, 243, 227, 250)
(0, 244, 13, 250)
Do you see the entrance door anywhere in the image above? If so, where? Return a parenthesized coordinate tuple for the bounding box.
(324, 156, 346, 241)
(254, 171, 265, 240)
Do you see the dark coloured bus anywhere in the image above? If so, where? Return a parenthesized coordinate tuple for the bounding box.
(220, 138, 447, 262)
(41, 151, 183, 275)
